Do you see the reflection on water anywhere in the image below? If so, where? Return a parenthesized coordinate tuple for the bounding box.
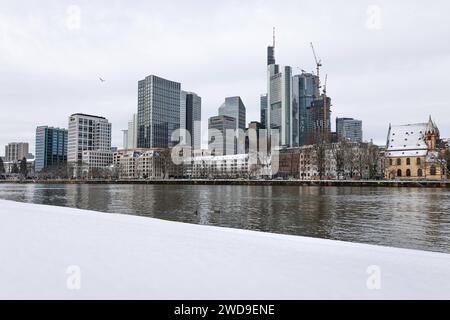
(0, 184, 449, 253)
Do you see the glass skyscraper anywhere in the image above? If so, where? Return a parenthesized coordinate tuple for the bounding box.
(35, 126, 68, 172)
(292, 73, 318, 146)
(137, 75, 181, 149)
(260, 94, 267, 129)
(218, 96, 246, 132)
(264, 33, 293, 147)
(180, 91, 202, 150)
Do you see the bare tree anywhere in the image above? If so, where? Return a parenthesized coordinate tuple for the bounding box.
(331, 138, 349, 180)
(366, 143, 381, 179)
(11, 162, 19, 174)
(312, 133, 329, 180)
(436, 140, 450, 179)
(0, 158, 5, 177)
(38, 163, 70, 180)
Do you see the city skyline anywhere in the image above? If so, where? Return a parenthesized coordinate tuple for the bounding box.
(1, 0, 450, 155)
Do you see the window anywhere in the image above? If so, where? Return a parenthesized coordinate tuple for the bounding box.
(396, 158, 401, 166)
(418, 169, 423, 177)
(416, 158, 421, 165)
(406, 169, 411, 177)
(430, 165, 437, 176)
(389, 159, 393, 166)
(397, 169, 402, 177)
(406, 158, 411, 165)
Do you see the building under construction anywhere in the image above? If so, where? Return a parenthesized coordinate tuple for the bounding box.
(305, 96, 332, 144)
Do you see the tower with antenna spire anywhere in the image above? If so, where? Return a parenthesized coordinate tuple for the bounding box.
(264, 27, 293, 147)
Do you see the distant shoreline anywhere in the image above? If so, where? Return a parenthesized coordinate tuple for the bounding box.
(1, 179, 450, 188)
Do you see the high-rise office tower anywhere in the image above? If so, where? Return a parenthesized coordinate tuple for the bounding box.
(5, 142, 29, 162)
(67, 113, 112, 164)
(127, 113, 138, 149)
(292, 73, 318, 146)
(35, 126, 68, 172)
(122, 129, 129, 149)
(268, 66, 292, 147)
(260, 94, 268, 129)
(180, 91, 202, 150)
(137, 75, 181, 149)
(305, 96, 332, 144)
(265, 30, 293, 147)
(218, 96, 246, 132)
(336, 117, 363, 143)
(218, 96, 246, 153)
(245, 121, 265, 153)
(208, 115, 237, 155)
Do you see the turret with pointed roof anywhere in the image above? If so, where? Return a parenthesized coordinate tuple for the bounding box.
(426, 115, 440, 136)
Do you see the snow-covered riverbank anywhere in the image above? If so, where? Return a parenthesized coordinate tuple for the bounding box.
(0, 199, 449, 299)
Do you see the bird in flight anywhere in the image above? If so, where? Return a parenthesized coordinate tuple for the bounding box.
(99, 77, 106, 83)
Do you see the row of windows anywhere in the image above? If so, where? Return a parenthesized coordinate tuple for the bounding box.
(389, 157, 421, 166)
(396, 166, 437, 177)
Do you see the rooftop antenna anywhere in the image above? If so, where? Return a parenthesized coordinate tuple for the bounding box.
(273, 27, 276, 48)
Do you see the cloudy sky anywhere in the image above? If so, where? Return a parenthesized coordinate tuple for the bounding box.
(1, 0, 449, 154)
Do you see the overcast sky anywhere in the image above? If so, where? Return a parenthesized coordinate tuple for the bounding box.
(1, 0, 449, 154)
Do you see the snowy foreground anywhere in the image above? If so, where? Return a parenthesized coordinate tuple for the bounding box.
(0, 199, 449, 300)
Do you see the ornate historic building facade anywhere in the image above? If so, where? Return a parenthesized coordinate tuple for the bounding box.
(384, 117, 446, 180)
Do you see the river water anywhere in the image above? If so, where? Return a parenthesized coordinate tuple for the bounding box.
(0, 183, 449, 253)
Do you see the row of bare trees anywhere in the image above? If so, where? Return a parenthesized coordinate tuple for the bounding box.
(313, 137, 382, 180)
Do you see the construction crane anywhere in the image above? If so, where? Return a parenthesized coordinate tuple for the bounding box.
(310, 42, 322, 97)
(323, 74, 328, 96)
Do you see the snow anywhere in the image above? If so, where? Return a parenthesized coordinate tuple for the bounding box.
(0, 199, 449, 300)
(386, 123, 429, 157)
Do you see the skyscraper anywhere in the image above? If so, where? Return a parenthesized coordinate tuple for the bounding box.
(137, 75, 181, 149)
(305, 96, 332, 144)
(35, 126, 68, 173)
(208, 115, 237, 155)
(67, 113, 112, 164)
(265, 31, 293, 147)
(336, 118, 363, 143)
(180, 91, 202, 150)
(218, 96, 246, 132)
(268, 66, 292, 147)
(260, 94, 267, 129)
(122, 129, 129, 149)
(292, 73, 318, 146)
(5, 142, 29, 162)
(127, 113, 138, 149)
